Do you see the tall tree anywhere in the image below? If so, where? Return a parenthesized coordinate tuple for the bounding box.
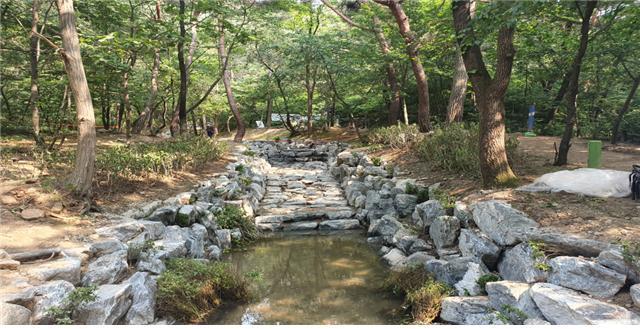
(446, 47, 467, 124)
(373, 0, 431, 132)
(554, 0, 597, 166)
(303, 5, 320, 133)
(29, 0, 43, 146)
(218, 20, 245, 142)
(610, 62, 639, 144)
(57, 0, 97, 197)
(171, 0, 188, 135)
(452, 0, 517, 187)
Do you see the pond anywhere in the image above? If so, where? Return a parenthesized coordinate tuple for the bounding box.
(208, 233, 403, 325)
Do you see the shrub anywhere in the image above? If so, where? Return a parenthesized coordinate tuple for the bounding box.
(235, 164, 246, 174)
(621, 110, 640, 143)
(215, 205, 258, 243)
(621, 240, 640, 271)
(371, 156, 383, 166)
(156, 259, 250, 323)
(476, 273, 501, 294)
(242, 150, 256, 157)
(367, 124, 423, 149)
(95, 136, 226, 180)
(47, 286, 97, 324)
(405, 183, 429, 203)
(415, 123, 518, 178)
(383, 265, 453, 324)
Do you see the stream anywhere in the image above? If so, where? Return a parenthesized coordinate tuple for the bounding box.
(208, 233, 403, 325)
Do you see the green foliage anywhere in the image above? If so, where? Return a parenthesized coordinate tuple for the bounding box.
(235, 164, 246, 174)
(621, 110, 640, 143)
(127, 239, 157, 263)
(242, 150, 256, 157)
(500, 304, 529, 324)
(47, 286, 97, 325)
(215, 205, 258, 243)
(431, 189, 455, 210)
(156, 259, 250, 323)
(405, 184, 429, 203)
(367, 124, 423, 149)
(383, 265, 453, 324)
(476, 274, 501, 294)
(239, 176, 252, 187)
(371, 156, 383, 167)
(528, 240, 551, 272)
(621, 240, 640, 271)
(95, 136, 226, 180)
(416, 123, 518, 178)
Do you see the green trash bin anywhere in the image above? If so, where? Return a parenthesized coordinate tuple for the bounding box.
(587, 140, 602, 168)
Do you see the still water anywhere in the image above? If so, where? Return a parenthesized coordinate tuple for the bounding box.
(208, 233, 403, 325)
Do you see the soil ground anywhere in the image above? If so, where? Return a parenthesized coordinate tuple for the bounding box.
(1, 127, 639, 253)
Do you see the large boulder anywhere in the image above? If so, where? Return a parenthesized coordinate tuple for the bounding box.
(95, 221, 145, 242)
(472, 201, 538, 246)
(412, 200, 445, 230)
(382, 248, 407, 268)
(547, 256, 626, 299)
(631, 284, 640, 307)
(74, 283, 133, 325)
(154, 226, 189, 259)
(186, 224, 208, 258)
(453, 201, 473, 227)
(394, 194, 418, 217)
(458, 229, 501, 269)
(82, 250, 128, 286)
(521, 230, 612, 258)
(31, 280, 75, 324)
(319, 219, 360, 230)
(425, 257, 475, 286)
(123, 272, 156, 325)
(23, 256, 82, 285)
(429, 216, 460, 250)
(367, 214, 402, 238)
(138, 220, 166, 240)
(454, 262, 489, 297)
(145, 207, 177, 225)
(0, 302, 31, 324)
(90, 239, 128, 257)
(498, 243, 548, 283)
(440, 296, 508, 325)
(176, 205, 197, 227)
(403, 252, 435, 267)
(530, 283, 640, 324)
(597, 248, 640, 284)
(215, 229, 232, 250)
(486, 281, 544, 323)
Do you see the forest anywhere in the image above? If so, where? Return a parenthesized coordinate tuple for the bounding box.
(1, 0, 639, 195)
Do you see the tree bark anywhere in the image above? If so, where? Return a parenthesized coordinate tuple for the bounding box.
(29, 0, 43, 146)
(611, 77, 639, 144)
(218, 21, 245, 142)
(266, 91, 273, 128)
(171, 0, 188, 135)
(446, 47, 468, 124)
(453, 0, 517, 187)
(375, 0, 431, 132)
(372, 16, 401, 125)
(58, 0, 96, 198)
(554, 0, 597, 166)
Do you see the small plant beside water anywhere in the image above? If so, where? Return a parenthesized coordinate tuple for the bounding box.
(383, 265, 453, 324)
(528, 240, 551, 272)
(499, 304, 528, 324)
(47, 286, 97, 324)
(216, 205, 258, 244)
(156, 259, 250, 323)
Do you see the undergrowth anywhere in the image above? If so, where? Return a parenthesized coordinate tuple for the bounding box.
(367, 124, 423, 149)
(216, 205, 258, 244)
(47, 286, 97, 324)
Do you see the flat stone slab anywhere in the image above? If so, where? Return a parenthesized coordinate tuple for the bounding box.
(319, 219, 360, 230)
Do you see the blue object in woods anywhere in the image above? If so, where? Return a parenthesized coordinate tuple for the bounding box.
(527, 104, 536, 131)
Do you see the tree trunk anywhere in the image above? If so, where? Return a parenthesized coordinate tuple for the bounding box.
(377, 0, 431, 132)
(58, 0, 96, 198)
(372, 16, 401, 125)
(122, 55, 136, 139)
(171, 0, 187, 135)
(266, 92, 273, 128)
(554, 0, 597, 166)
(29, 0, 43, 146)
(453, 0, 517, 187)
(446, 47, 468, 124)
(541, 71, 571, 128)
(611, 77, 639, 144)
(401, 96, 409, 125)
(218, 21, 244, 142)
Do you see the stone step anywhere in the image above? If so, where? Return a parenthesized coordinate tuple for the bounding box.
(256, 207, 355, 222)
(256, 219, 361, 232)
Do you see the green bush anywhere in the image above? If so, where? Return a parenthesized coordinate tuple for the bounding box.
(216, 205, 258, 243)
(367, 124, 423, 149)
(383, 265, 453, 324)
(47, 286, 97, 324)
(621, 110, 640, 143)
(476, 273, 501, 294)
(415, 123, 518, 177)
(405, 183, 429, 203)
(95, 136, 226, 179)
(156, 259, 250, 323)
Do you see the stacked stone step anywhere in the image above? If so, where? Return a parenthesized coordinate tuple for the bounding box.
(255, 164, 360, 232)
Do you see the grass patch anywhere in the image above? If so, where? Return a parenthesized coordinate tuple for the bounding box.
(476, 273, 501, 294)
(367, 124, 423, 149)
(383, 266, 453, 324)
(156, 259, 250, 323)
(621, 240, 640, 271)
(216, 205, 258, 244)
(47, 286, 97, 324)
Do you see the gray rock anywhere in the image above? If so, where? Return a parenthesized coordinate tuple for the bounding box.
(408, 238, 430, 254)
(597, 248, 640, 284)
(472, 201, 538, 246)
(0, 302, 31, 324)
(176, 205, 197, 227)
(367, 214, 402, 238)
(530, 282, 640, 324)
(498, 243, 548, 283)
(454, 201, 473, 227)
(186, 224, 208, 258)
(455, 262, 489, 297)
(631, 284, 640, 307)
(138, 220, 166, 240)
(378, 246, 391, 257)
(145, 207, 177, 225)
(394, 233, 418, 254)
(548, 256, 626, 299)
(154, 226, 188, 259)
(402, 252, 435, 267)
(394, 194, 418, 217)
(82, 250, 129, 286)
(440, 296, 508, 325)
(206, 245, 222, 261)
(522, 229, 612, 257)
(176, 191, 197, 205)
(215, 229, 232, 250)
(90, 239, 128, 257)
(412, 200, 445, 230)
(425, 257, 475, 286)
(524, 318, 551, 325)
(319, 219, 360, 230)
(74, 283, 133, 325)
(382, 248, 407, 268)
(366, 236, 384, 249)
(136, 254, 165, 274)
(23, 256, 82, 285)
(285, 222, 319, 231)
(429, 216, 460, 250)
(96, 221, 145, 242)
(123, 272, 156, 325)
(31, 280, 75, 324)
(486, 281, 545, 323)
(459, 229, 501, 269)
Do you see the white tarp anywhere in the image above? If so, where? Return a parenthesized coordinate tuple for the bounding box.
(517, 168, 632, 198)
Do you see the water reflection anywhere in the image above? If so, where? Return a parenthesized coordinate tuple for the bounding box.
(208, 233, 402, 325)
